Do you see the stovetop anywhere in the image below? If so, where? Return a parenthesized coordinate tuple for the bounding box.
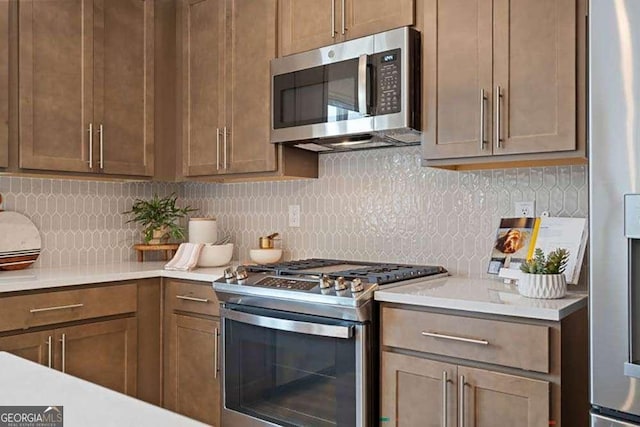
(244, 258, 448, 285)
(213, 259, 448, 321)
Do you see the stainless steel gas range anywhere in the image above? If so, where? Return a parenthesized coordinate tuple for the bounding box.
(213, 259, 448, 427)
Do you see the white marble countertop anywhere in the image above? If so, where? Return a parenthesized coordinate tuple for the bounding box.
(0, 262, 232, 293)
(0, 264, 588, 321)
(374, 276, 587, 321)
(0, 352, 207, 427)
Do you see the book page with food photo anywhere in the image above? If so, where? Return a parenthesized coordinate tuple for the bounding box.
(487, 217, 538, 274)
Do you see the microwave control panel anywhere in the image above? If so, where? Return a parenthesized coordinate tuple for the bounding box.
(374, 49, 401, 115)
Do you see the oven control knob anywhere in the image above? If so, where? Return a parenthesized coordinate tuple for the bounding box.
(334, 276, 347, 291)
(223, 267, 236, 283)
(236, 267, 248, 283)
(319, 274, 332, 289)
(350, 278, 364, 293)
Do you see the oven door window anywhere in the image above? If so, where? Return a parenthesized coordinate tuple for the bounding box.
(223, 306, 359, 427)
(273, 58, 366, 129)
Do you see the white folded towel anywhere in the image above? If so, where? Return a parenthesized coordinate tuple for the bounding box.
(164, 243, 204, 271)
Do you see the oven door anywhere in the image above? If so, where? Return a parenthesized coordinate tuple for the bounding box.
(220, 303, 369, 427)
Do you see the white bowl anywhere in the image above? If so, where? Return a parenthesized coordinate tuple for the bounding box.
(198, 243, 233, 267)
(249, 248, 282, 264)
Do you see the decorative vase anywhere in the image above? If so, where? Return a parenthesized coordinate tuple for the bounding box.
(518, 273, 567, 299)
(147, 226, 170, 245)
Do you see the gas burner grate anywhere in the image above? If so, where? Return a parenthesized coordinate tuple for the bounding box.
(245, 259, 447, 285)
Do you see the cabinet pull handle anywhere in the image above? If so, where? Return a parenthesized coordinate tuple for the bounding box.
(60, 333, 66, 373)
(30, 303, 84, 314)
(341, 0, 346, 35)
(479, 89, 487, 150)
(495, 85, 503, 149)
(459, 375, 465, 427)
(223, 127, 228, 169)
(46, 335, 52, 368)
(331, 0, 336, 38)
(87, 123, 93, 169)
(175, 295, 209, 303)
(441, 371, 448, 427)
(98, 124, 104, 170)
(421, 331, 489, 346)
(216, 127, 220, 171)
(214, 327, 219, 379)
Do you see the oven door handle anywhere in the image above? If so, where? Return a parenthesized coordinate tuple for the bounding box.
(221, 307, 354, 339)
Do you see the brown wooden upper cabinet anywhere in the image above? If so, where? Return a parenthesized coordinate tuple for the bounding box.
(180, 0, 317, 180)
(420, 0, 585, 168)
(180, 0, 277, 177)
(18, 0, 154, 176)
(0, 0, 8, 168)
(278, 0, 415, 56)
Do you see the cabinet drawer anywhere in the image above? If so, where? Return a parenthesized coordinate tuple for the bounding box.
(0, 284, 137, 333)
(382, 307, 549, 373)
(166, 280, 219, 317)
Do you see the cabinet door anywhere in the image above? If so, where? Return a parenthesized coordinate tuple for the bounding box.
(0, 330, 51, 367)
(0, 0, 8, 168)
(56, 317, 137, 396)
(459, 366, 549, 427)
(94, 0, 154, 176)
(181, 0, 225, 177)
(421, 0, 493, 160)
(165, 314, 221, 426)
(278, 0, 336, 56)
(223, 0, 277, 174)
(381, 351, 456, 427)
(493, 0, 575, 155)
(19, 0, 93, 172)
(344, 0, 414, 41)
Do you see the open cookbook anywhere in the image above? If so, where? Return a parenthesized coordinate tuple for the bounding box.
(487, 216, 588, 284)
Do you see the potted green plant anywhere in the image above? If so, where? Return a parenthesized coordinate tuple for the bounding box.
(123, 193, 197, 244)
(518, 247, 570, 299)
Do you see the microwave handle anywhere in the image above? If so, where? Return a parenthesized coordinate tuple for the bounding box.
(221, 306, 353, 339)
(358, 54, 369, 116)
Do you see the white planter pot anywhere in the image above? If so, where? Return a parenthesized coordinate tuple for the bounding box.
(518, 273, 567, 299)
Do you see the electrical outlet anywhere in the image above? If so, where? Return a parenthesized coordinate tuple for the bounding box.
(514, 201, 535, 217)
(288, 205, 300, 227)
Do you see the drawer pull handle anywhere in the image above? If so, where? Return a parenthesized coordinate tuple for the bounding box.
(30, 303, 84, 313)
(421, 331, 489, 346)
(176, 295, 209, 303)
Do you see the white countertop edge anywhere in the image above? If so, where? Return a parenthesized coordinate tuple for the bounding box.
(0, 262, 231, 293)
(374, 291, 587, 321)
(0, 352, 207, 427)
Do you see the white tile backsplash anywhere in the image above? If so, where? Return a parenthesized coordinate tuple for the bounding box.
(0, 146, 588, 285)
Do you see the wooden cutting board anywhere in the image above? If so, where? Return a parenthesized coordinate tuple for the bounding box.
(0, 211, 41, 270)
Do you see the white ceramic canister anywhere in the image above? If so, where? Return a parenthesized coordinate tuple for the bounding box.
(188, 217, 217, 244)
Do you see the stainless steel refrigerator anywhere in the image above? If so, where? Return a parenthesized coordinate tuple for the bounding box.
(590, 0, 640, 425)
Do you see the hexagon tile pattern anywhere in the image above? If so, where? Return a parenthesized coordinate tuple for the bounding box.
(181, 146, 588, 287)
(0, 146, 588, 287)
(0, 178, 181, 268)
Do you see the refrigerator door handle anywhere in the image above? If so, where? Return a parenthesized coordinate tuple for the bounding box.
(624, 362, 640, 379)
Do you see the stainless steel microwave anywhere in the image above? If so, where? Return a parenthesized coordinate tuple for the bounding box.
(270, 27, 421, 153)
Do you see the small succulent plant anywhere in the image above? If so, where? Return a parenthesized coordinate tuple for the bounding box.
(520, 248, 569, 274)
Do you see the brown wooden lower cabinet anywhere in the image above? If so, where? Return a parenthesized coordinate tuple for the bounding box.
(381, 352, 548, 427)
(163, 279, 222, 426)
(0, 329, 50, 366)
(164, 313, 221, 426)
(0, 317, 137, 395)
(380, 304, 588, 427)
